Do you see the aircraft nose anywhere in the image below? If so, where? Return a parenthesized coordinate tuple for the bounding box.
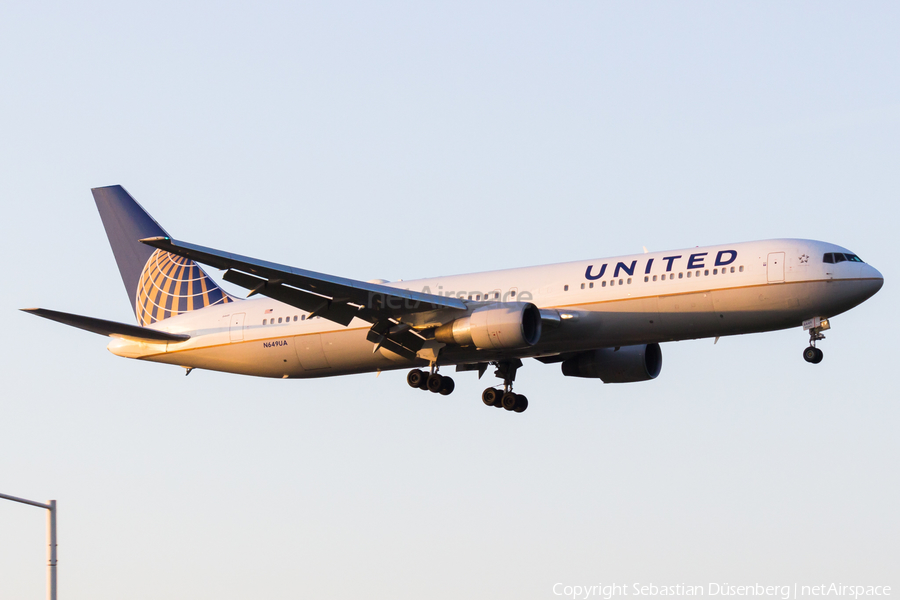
(860, 264, 884, 299)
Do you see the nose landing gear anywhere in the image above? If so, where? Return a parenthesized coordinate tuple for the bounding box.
(802, 317, 830, 364)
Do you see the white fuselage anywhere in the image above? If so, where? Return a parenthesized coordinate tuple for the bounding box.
(108, 239, 884, 378)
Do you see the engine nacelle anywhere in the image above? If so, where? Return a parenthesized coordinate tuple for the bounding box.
(434, 302, 542, 350)
(561, 343, 662, 383)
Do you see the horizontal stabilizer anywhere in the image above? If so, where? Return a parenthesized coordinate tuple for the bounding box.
(21, 308, 190, 343)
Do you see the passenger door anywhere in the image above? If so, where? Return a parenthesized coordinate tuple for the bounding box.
(229, 312, 245, 342)
(767, 252, 785, 283)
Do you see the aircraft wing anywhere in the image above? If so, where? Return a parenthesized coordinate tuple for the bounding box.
(140, 236, 467, 358)
(22, 308, 190, 343)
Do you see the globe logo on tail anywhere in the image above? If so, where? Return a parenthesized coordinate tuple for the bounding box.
(136, 249, 234, 326)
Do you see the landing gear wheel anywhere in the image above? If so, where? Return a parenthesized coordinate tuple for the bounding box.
(427, 373, 444, 393)
(803, 347, 819, 363)
(513, 394, 528, 413)
(812, 348, 824, 364)
(501, 392, 518, 411)
(438, 376, 455, 396)
(482, 388, 501, 407)
(407, 369, 426, 388)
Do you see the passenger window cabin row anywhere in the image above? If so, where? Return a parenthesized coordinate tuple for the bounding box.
(464, 291, 503, 301)
(567, 265, 744, 292)
(262, 314, 313, 325)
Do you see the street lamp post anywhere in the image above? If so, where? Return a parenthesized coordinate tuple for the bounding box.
(0, 492, 57, 600)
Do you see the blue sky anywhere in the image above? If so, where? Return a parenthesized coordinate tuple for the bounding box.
(1, 2, 897, 599)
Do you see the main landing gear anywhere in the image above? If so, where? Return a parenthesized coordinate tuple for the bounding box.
(802, 317, 830, 364)
(481, 359, 528, 413)
(481, 388, 528, 413)
(407, 367, 455, 395)
(405, 358, 529, 413)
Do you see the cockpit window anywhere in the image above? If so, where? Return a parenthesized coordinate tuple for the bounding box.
(823, 252, 864, 264)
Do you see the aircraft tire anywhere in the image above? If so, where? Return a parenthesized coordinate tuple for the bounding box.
(438, 376, 455, 395)
(407, 369, 426, 388)
(427, 373, 444, 393)
(501, 392, 518, 411)
(514, 394, 528, 413)
(482, 388, 500, 407)
(803, 347, 818, 363)
(812, 348, 824, 364)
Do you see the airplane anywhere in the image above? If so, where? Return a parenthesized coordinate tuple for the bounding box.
(23, 185, 884, 413)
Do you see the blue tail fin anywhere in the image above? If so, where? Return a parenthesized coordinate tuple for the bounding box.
(92, 185, 235, 326)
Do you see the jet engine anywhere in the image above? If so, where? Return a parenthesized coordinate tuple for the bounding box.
(434, 303, 542, 350)
(561, 343, 662, 383)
